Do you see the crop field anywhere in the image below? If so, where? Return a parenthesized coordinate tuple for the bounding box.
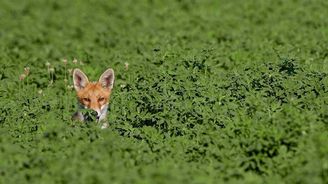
(0, 0, 328, 183)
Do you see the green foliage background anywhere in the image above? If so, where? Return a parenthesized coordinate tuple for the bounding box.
(0, 0, 328, 183)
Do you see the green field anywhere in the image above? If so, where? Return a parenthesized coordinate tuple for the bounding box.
(1, 0, 328, 183)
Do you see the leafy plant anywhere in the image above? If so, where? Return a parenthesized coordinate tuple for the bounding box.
(0, 0, 328, 183)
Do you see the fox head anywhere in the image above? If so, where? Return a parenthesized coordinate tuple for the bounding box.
(73, 68, 114, 120)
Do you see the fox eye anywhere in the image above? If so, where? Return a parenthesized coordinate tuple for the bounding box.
(98, 97, 105, 102)
(83, 98, 90, 102)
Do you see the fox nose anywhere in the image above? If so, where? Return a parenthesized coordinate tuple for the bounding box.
(91, 109, 101, 120)
(83, 109, 99, 122)
(90, 111, 98, 117)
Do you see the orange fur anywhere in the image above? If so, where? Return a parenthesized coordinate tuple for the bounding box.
(77, 82, 111, 112)
(72, 68, 114, 128)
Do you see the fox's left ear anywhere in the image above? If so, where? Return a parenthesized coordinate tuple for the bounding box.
(99, 68, 115, 90)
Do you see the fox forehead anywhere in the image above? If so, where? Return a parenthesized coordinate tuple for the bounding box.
(77, 82, 111, 98)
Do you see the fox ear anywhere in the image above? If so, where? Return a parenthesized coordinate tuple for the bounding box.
(73, 69, 89, 91)
(99, 68, 114, 90)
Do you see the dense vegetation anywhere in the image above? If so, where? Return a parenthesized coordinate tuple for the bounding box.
(0, 0, 327, 183)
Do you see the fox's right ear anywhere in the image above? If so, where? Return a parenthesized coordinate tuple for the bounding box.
(73, 69, 89, 91)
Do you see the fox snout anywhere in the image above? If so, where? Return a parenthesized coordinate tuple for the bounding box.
(82, 109, 99, 122)
(90, 110, 99, 119)
(81, 99, 102, 116)
(83, 105, 105, 120)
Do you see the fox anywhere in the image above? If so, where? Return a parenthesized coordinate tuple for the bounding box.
(72, 68, 114, 129)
